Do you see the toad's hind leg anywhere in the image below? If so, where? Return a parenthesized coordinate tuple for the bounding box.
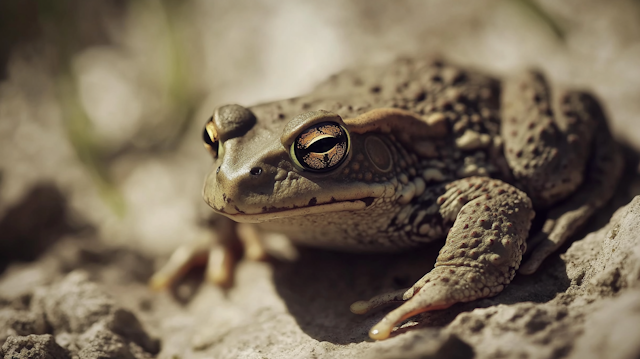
(501, 71, 623, 274)
(519, 113, 623, 274)
(355, 177, 534, 340)
(502, 70, 600, 207)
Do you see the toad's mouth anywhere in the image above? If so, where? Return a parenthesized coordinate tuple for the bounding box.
(214, 197, 376, 224)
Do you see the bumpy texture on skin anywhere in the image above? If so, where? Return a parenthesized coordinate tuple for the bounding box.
(366, 177, 533, 339)
(502, 71, 624, 274)
(501, 70, 611, 208)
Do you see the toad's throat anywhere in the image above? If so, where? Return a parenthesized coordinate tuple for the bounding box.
(215, 197, 376, 224)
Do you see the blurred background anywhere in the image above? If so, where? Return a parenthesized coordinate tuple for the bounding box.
(1, 0, 640, 260)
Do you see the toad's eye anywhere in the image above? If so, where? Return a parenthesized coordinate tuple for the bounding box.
(290, 122, 350, 172)
(202, 116, 220, 158)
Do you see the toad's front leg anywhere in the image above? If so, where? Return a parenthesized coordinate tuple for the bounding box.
(352, 177, 534, 340)
(149, 216, 267, 290)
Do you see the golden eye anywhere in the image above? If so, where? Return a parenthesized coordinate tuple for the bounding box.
(290, 122, 350, 172)
(202, 116, 221, 158)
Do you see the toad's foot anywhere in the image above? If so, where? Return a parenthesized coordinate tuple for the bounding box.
(359, 266, 493, 340)
(352, 177, 534, 340)
(149, 217, 266, 290)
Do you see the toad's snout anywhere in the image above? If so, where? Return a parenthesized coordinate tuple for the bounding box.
(203, 160, 278, 215)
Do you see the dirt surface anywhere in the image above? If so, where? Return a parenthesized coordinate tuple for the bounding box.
(3, 1, 640, 358)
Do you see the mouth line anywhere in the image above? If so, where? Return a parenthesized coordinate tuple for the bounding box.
(215, 197, 376, 224)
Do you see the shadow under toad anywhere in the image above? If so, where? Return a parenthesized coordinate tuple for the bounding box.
(271, 240, 571, 344)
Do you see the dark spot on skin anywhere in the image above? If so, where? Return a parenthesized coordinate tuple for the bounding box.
(370, 85, 381, 93)
(250, 167, 263, 176)
(308, 197, 317, 206)
(234, 206, 245, 214)
(216, 166, 220, 174)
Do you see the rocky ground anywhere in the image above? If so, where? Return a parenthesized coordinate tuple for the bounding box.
(2, 1, 640, 358)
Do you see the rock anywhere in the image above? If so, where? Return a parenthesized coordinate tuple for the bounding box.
(366, 330, 474, 359)
(569, 289, 640, 359)
(33, 271, 115, 334)
(76, 321, 151, 359)
(0, 308, 48, 344)
(446, 302, 575, 359)
(0, 271, 158, 359)
(1, 334, 69, 359)
(572, 198, 640, 293)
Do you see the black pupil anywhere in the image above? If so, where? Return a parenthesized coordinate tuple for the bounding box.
(202, 117, 216, 146)
(307, 137, 339, 153)
(202, 127, 215, 146)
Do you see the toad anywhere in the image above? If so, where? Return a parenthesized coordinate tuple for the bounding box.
(151, 59, 623, 340)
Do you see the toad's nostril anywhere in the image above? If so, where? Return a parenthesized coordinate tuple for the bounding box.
(250, 167, 263, 176)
